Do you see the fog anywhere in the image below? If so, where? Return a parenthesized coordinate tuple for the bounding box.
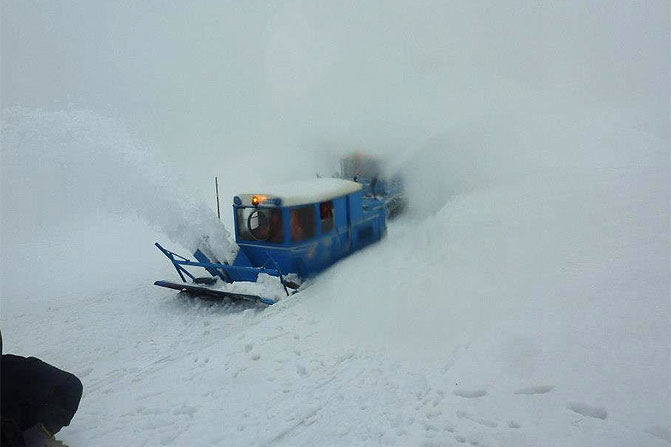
(1, 1, 669, 297)
(3, 1, 667, 166)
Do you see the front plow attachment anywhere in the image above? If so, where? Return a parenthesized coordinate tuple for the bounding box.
(154, 243, 282, 283)
(154, 242, 293, 305)
(154, 280, 277, 305)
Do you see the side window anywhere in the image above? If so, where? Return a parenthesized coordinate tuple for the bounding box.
(319, 201, 334, 233)
(236, 207, 283, 243)
(268, 209, 284, 243)
(290, 206, 316, 242)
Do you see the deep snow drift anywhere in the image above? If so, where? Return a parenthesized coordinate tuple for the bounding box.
(1, 107, 668, 446)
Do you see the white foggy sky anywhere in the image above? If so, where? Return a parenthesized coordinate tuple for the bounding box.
(3, 1, 668, 162)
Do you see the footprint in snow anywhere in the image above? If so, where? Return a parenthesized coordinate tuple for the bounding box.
(173, 405, 198, 417)
(443, 422, 456, 433)
(645, 426, 670, 443)
(453, 389, 487, 398)
(77, 367, 94, 378)
(425, 408, 442, 419)
(456, 410, 498, 428)
(159, 432, 179, 445)
(567, 402, 608, 420)
(514, 385, 555, 395)
(453, 433, 481, 445)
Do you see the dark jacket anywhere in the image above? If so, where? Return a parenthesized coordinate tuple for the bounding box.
(1, 331, 83, 446)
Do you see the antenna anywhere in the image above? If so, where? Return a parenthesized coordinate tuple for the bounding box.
(215, 176, 221, 220)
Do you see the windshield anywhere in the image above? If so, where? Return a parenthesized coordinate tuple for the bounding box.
(236, 207, 283, 243)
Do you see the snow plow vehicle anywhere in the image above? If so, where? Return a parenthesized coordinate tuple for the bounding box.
(155, 174, 400, 305)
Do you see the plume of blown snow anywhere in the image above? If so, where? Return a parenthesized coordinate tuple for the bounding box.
(0, 108, 237, 297)
(312, 97, 669, 365)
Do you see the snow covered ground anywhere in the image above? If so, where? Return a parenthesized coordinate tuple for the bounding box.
(1, 2, 668, 445)
(1, 107, 668, 446)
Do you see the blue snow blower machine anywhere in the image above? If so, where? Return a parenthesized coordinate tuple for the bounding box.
(154, 154, 405, 305)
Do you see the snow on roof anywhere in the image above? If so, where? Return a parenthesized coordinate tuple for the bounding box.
(237, 178, 362, 207)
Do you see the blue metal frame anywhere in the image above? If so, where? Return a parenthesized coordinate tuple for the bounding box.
(155, 242, 282, 283)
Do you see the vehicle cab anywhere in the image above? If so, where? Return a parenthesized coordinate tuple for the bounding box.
(231, 178, 386, 278)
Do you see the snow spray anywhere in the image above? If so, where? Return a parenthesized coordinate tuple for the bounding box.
(1, 107, 237, 263)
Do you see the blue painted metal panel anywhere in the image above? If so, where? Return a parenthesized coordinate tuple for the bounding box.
(193, 249, 230, 282)
(232, 247, 254, 267)
(348, 191, 364, 223)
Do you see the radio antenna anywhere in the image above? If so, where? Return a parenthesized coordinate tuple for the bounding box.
(215, 176, 221, 220)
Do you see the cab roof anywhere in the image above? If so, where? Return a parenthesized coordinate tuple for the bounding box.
(236, 178, 362, 207)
